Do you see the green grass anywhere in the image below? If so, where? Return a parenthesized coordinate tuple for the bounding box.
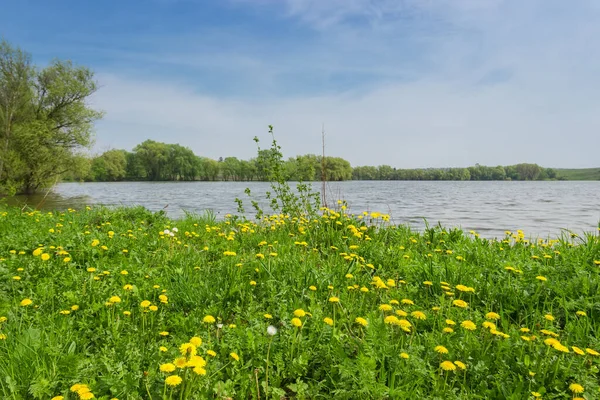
(555, 168, 600, 180)
(0, 206, 599, 399)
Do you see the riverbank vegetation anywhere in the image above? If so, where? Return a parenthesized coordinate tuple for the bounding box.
(1, 204, 599, 399)
(66, 139, 565, 183)
(0, 40, 102, 195)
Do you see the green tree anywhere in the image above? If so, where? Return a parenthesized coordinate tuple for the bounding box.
(90, 149, 128, 181)
(0, 40, 102, 194)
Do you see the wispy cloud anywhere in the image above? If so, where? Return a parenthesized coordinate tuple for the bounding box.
(72, 0, 600, 167)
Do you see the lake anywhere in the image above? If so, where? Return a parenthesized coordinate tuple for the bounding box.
(4, 181, 599, 239)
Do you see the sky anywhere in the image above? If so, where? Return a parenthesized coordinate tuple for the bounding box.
(1, 0, 599, 168)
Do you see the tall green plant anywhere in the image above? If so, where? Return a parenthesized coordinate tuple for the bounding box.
(241, 126, 321, 220)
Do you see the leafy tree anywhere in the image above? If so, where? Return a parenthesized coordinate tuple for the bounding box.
(0, 40, 102, 194)
(90, 149, 128, 181)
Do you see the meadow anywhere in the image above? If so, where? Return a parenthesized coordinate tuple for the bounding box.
(0, 204, 599, 399)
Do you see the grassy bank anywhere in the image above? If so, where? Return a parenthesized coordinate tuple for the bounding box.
(555, 168, 600, 181)
(0, 206, 599, 399)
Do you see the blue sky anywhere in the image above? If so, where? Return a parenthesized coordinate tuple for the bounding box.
(2, 0, 599, 168)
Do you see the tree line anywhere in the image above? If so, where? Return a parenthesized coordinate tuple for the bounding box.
(66, 139, 557, 183)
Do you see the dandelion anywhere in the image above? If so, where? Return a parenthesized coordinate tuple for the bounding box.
(452, 299, 468, 308)
(400, 352, 409, 359)
(576, 311, 587, 317)
(585, 348, 599, 356)
(71, 305, 79, 311)
(461, 320, 476, 331)
(173, 357, 187, 368)
(41, 253, 50, 261)
(411, 311, 426, 320)
(291, 317, 302, 327)
(440, 361, 456, 371)
(531, 392, 542, 398)
(140, 300, 151, 308)
(189, 336, 202, 346)
(230, 352, 240, 361)
(159, 346, 168, 352)
(443, 327, 454, 333)
(160, 363, 176, 373)
(485, 312, 500, 320)
(423, 281, 433, 286)
(203, 315, 216, 324)
(293, 309, 306, 317)
(401, 299, 414, 305)
(179, 343, 197, 356)
(445, 319, 456, 325)
(165, 375, 182, 387)
(309, 285, 317, 291)
(149, 305, 158, 312)
(454, 361, 466, 370)
(379, 304, 393, 311)
(434, 345, 449, 354)
(536, 275, 547, 281)
(123, 311, 131, 316)
(329, 297, 340, 303)
(159, 331, 169, 337)
(544, 314, 555, 321)
(250, 280, 257, 286)
(267, 325, 278, 336)
(569, 383, 584, 394)
(572, 346, 585, 355)
(355, 317, 368, 327)
(120, 270, 128, 275)
(323, 317, 334, 326)
(20, 298, 32, 307)
(207, 350, 217, 357)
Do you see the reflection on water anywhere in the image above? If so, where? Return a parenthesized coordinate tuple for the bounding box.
(2, 181, 599, 239)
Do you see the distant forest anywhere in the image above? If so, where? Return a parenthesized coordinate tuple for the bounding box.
(64, 139, 561, 182)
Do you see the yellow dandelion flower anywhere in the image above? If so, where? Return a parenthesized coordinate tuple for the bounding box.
(207, 350, 216, 357)
(411, 311, 426, 320)
(189, 336, 202, 346)
(454, 361, 466, 370)
(140, 300, 151, 308)
(20, 298, 32, 307)
(173, 357, 187, 368)
(293, 309, 306, 317)
(434, 345, 449, 354)
(544, 314, 555, 321)
(585, 348, 599, 356)
(159, 331, 169, 337)
(443, 327, 454, 333)
(572, 346, 585, 355)
(230, 352, 240, 361)
(576, 311, 587, 317)
(165, 375, 182, 386)
(355, 317, 368, 327)
(40, 253, 50, 261)
(179, 343, 197, 356)
(401, 299, 414, 305)
(452, 299, 468, 308)
(309, 285, 317, 291)
(440, 361, 456, 371)
(159, 346, 168, 352)
(445, 319, 456, 325)
(536, 276, 547, 281)
(569, 383, 584, 394)
(323, 317, 334, 326)
(203, 315, 216, 324)
(160, 363, 176, 373)
(291, 317, 302, 327)
(485, 312, 500, 320)
(379, 304, 393, 311)
(461, 320, 476, 331)
(329, 297, 340, 303)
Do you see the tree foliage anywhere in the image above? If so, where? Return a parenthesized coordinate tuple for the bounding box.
(0, 40, 102, 194)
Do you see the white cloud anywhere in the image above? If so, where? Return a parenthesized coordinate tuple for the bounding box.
(89, 0, 600, 168)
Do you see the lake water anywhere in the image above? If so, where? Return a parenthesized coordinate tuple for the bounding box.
(4, 181, 600, 239)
